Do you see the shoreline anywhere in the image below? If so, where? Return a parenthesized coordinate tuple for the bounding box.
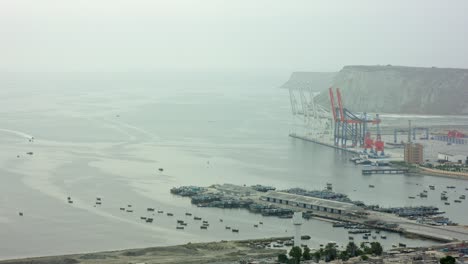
(0, 238, 462, 264)
(0, 239, 287, 264)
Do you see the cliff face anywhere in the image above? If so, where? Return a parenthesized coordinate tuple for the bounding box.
(311, 65, 468, 115)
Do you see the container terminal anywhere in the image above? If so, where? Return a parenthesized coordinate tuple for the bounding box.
(288, 86, 468, 171)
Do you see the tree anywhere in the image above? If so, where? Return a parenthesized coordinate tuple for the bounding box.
(361, 255, 369, 261)
(302, 247, 311, 260)
(289, 246, 302, 264)
(323, 243, 338, 262)
(360, 242, 372, 255)
(440, 256, 456, 264)
(339, 251, 349, 261)
(278, 253, 288, 263)
(370, 242, 383, 256)
(346, 242, 359, 257)
(312, 251, 321, 262)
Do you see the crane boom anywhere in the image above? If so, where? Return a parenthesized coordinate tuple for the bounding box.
(328, 87, 337, 121)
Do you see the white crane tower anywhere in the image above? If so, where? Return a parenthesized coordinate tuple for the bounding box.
(288, 86, 333, 140)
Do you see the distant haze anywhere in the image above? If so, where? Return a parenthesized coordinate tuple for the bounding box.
(1, 0, 468, 72)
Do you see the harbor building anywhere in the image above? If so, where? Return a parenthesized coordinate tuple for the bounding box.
(437, 151, 468, 164)
(404, 143, 424, 164)
(261, 191, 364, 215)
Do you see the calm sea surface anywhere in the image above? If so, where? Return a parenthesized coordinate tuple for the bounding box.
(0, 72, 467, 259)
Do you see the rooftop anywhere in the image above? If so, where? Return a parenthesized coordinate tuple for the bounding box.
(262, 191, 363, 212)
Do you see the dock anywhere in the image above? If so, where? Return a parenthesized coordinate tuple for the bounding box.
(362, 169, 409, 175)
(289, 133, 357, 154)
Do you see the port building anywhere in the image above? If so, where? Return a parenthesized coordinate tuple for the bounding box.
(437, 151, 468, 164)
(261, 191, 364, 215)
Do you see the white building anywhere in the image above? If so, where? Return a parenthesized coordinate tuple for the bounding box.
(437, 152, 468, 164)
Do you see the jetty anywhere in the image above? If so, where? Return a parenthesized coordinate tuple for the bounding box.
(362, 169, 409, 175)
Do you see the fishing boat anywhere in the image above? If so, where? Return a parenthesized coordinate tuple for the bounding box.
(176, 226, 184, 230)
(167, 213, 174, 216)
(185, 212, 192, 216)
(444, 202, 450, 205)
(232, 229, 239, 233)
(369, 185, 375, 188)
(157, 210, 164, 213)
(200, 226, 208, 229)
(254, 224, 258, 228)
(194, 216, 202, 220)
(381, 235, 387, 239)
(225, 226, 231, 230)
(454, 200, 461, 203)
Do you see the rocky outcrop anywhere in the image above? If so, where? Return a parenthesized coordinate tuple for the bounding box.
(309, 65, 468, 115)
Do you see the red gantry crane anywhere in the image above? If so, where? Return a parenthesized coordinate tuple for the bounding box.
(328, 87, 381, 151)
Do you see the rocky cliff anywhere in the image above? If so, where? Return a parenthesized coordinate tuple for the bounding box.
(289, 66, 468, 115)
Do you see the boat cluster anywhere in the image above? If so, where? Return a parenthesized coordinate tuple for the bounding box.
(439, 185, 466, 205)
(171, 186, 298, 218)
(333, 221, 389, 241)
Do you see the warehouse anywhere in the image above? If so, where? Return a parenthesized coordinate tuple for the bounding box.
(261, 191, 363, 215)
(437, 151, 468, 164)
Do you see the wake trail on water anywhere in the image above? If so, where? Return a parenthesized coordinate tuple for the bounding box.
(0, 128, 34, 139)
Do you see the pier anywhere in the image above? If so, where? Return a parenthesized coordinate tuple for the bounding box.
(362, 169, 409, 175)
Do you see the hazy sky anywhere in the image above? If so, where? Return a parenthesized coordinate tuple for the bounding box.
(1, 0, 468, 72)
